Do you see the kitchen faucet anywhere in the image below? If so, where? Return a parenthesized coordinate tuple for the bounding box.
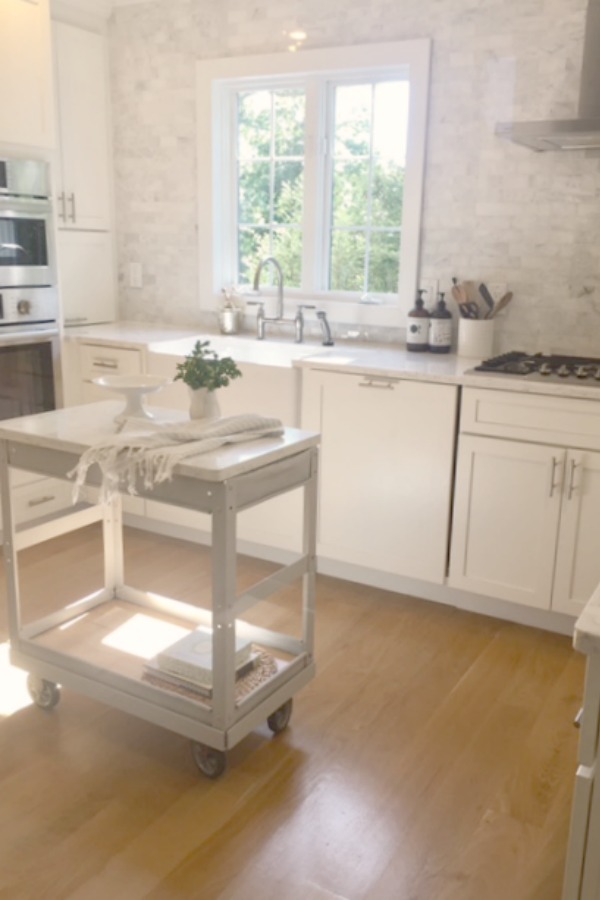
(249, 256, 334, 345)
(250, 256, 298, 341)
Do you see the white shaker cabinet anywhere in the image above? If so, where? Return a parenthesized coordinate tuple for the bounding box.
(300, 369, 458, 584)
(449, 388, 600, 617)
(0, 0, 54, 149)
(57, 230, 116, 327)
(52, 22, 112, 231)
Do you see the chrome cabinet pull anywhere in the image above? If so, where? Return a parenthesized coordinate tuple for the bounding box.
(68, 192, 76, 222)
(27, 494, 56, 508)
(548, 456, 562, 498)
(58, 192, 66, 222)
(358, 379, 395, 390)
(92, 358, 119, 369)
(567, 458, 580, 500)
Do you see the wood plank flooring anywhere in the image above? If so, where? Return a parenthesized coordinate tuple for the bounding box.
(0, 525, 585, 900)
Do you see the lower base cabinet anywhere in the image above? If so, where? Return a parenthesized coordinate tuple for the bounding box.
(301, 369, 459, 584)
(449, 388, 600, 617)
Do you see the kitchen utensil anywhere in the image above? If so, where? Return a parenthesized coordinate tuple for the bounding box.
(490, 291, 513, 317)
(479, 283, 495, 317)
(451, 285, 478, 318)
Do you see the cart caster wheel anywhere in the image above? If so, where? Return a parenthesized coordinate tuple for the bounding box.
(267, 699, 293, 734)
(27, 675, 60, 710)
(191, 742, 227, 779)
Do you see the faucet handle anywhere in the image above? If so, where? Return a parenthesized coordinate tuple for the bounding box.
(295, 303, 316, 316)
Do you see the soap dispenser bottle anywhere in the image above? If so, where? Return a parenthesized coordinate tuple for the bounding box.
(406, 289, 430, 352)
(429, 291, 452, 354)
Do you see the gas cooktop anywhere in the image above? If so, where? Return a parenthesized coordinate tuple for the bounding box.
(473, 352, 600, 383)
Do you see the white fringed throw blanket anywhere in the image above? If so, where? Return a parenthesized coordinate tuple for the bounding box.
(69, 413, 284, 502)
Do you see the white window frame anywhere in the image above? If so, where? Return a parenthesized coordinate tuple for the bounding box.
(196, 39, 431, 328)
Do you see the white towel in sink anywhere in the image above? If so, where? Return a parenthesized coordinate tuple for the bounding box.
(69, 413, 284, 502)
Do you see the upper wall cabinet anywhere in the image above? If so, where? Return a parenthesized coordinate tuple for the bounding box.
(0, 0, 54, 149)
(53, 21, 111, 230)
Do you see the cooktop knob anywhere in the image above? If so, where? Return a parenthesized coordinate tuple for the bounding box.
(594, 367, 600, 381)
(16, 299, 31, 315)
(575, 365, 590, 378)
(556, 364, 570, 377)
(539, 363, 553, 375)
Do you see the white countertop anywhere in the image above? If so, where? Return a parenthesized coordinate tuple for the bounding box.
(574, 583, 600, 655)
(0, 401, 319, 483)
(63, 321, 600, 402)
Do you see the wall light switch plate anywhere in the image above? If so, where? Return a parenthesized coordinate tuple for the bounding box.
(129, 262, 143, 289)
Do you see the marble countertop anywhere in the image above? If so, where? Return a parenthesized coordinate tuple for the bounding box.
(63, 321, 600, 401)
(574, 583, 600, 655)
(0, 401, 319, 483)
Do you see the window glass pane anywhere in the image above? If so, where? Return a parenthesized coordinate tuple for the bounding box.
(238, 91, 271, 158)
(330, 230, 366, 292)
(332, 160, 369, 227)
(274, 90, 305, 156)
(333, 84, 372, 157)
(371, 161, 404, 228)
(272, 228, 303, 288)
(274, 161, 303, 224)
(368, 231, 401, 293)
(238, 161, 270, 224)
(238, 226, 269, 283)
(236, 87, 306, 285)
(372, 81, 409, 163)
(328, 79, 408, 294)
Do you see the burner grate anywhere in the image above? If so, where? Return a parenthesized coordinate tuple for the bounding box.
(474, 352, 600, 380)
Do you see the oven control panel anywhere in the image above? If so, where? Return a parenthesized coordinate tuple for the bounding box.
(0, 287, 58, 326)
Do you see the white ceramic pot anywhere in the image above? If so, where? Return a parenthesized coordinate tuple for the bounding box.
(189, 387, 221, 420)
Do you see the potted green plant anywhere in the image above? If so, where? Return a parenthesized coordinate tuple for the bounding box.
(174, 339, 242, 419)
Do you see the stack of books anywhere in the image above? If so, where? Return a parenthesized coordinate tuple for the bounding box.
(145, 627, 255, 698)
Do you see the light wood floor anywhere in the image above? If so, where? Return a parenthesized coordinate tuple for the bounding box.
(0, 525, 585, 900)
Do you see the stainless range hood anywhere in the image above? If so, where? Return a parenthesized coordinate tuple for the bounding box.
(495, 0, 600, 151)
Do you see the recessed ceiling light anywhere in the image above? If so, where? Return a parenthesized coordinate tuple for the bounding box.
(289, 29, 307, 41)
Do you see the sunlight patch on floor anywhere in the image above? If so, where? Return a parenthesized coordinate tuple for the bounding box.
(0, 642, 33, 717)
(101, 612, 190, 659)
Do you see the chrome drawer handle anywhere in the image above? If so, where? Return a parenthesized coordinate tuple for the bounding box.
(58, 192, 66, 222)
(27, 494, 56, 508)
(64, 317, 87, 325)
(358, 379, 395, 390)
(68, 192, 76, 223)
(92, 359, 119, 369)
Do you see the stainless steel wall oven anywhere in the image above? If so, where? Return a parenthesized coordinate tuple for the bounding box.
(0, 158, 61, 420)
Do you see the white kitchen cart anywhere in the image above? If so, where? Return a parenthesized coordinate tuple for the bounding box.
(0, 402, 319, 778)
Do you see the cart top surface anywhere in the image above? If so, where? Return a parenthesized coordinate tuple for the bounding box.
(0, 401, 319, 482)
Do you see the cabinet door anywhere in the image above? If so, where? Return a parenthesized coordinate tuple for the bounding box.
(58, 230, 116, 326)
(305, 371, 458, 584)
(0, 0, 54, 149)
(449, 435, 564, 609)
(53, 22, 111, 230)
(553, 450, 600, 617)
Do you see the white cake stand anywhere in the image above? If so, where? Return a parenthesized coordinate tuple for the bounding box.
(92, 374, 172, 422)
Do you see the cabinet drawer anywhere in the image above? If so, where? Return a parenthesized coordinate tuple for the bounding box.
(12, 478, 73, 524)
(461, 388, 600, 450)
(80, 343, 142, 381)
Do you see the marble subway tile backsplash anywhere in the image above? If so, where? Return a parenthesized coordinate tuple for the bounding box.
(110, 0, 600, 355)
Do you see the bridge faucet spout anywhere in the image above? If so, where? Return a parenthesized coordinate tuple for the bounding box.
(252, 257, 284, 320)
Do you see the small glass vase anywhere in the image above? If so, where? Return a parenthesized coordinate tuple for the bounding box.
(188, 387, 221, 420)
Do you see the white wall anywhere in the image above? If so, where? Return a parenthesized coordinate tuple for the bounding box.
(109, 0, 600, 354)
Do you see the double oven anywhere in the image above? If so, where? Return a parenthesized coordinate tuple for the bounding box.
(0, 158, 61, 421)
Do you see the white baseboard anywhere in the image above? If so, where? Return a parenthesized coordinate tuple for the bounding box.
(123, 514, 576, 637)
